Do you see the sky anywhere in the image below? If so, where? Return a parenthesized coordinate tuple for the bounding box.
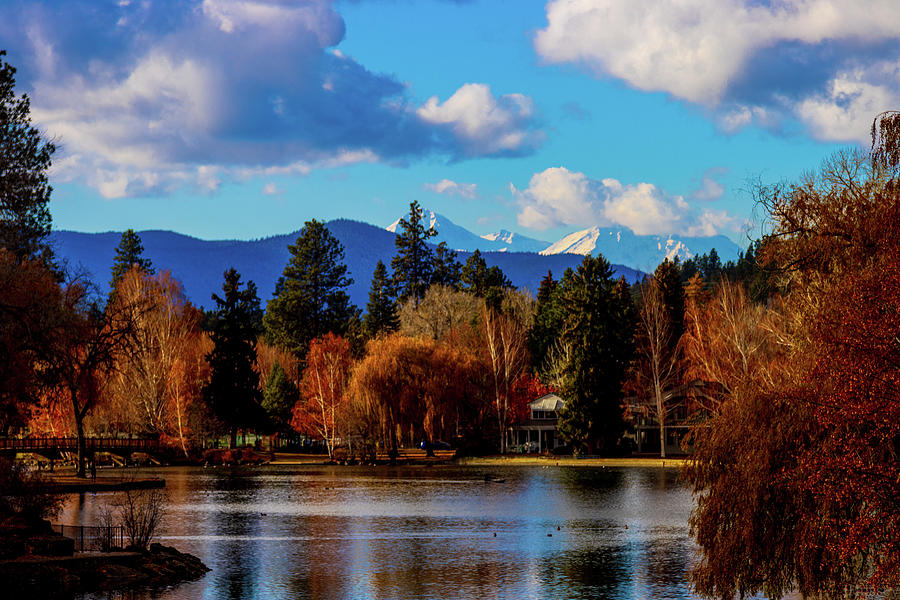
(3, 0, 898, 246)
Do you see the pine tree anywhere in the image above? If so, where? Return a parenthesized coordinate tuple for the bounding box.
(391, 201, 436, 305)
(203, 268, 264, 448)
(431, 241, 462, 289)
(652, 259, 685, 342)
(110, 229, 154, 290)
(528, 270, 562, 372)
(0, 51, 55, 265)
(461, 249, 512, 311)
(264, 219, 354, 361)
(364, 260, 399, 337)
(556, 255, 635, 454)
(262, 362, 298, 434)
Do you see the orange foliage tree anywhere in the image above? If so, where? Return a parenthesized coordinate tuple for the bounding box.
(0, 250, 65, 432)
(349, 333, 483, 457)
(292, 333, 351, 459)
(108, 269, 204, 443)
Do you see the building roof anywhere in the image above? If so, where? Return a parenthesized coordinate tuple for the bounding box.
(528, 393, 565, 412)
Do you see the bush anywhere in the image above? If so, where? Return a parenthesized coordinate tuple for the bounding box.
(116, 487, 166, 550)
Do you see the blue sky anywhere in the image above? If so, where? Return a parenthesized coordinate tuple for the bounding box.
(4, 0, 897, 245)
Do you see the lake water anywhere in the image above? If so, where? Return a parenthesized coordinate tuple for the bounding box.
(61, 465, 698, 599)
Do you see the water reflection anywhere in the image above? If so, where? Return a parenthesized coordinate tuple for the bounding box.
(65, 465, 697, 600)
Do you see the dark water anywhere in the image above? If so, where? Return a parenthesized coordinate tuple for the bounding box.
(61, 465, 697, 599)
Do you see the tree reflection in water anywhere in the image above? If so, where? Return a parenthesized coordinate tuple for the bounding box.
(62, 465, 696, 600)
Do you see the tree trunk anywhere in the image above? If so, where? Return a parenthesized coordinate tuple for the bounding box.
(229, 426, 237, 449)
(659, 421, 667, 459)
(72, 388, 87, 478)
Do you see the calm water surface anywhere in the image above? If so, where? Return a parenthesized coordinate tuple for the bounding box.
(61, 465, 697, 599)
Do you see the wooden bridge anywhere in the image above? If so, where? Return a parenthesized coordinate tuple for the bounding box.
(0, 437, 160, 457)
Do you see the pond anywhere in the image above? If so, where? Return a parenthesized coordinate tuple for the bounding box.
(61, 465, 698, 599)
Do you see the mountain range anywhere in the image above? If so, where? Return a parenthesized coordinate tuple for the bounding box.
(49, 211, 741, 310)
(387, 209, 741, 273)
(49, 220, 640, 310)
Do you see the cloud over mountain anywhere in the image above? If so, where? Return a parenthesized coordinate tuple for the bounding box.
(512, 167, 742, 237)
(535, 0, 900, 143)
(2, 0, 542, 198)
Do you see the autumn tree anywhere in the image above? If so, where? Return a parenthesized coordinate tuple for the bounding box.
(264, 220, 354, 361)
(110, 269, 201, 437)
(399, 283, 480, 341)
(364, 260, 399, 337)
(686, 122, 900, 597)
(0, 250, 65, 432)
(0, 51, 55, 265)
(203, 268, 264, 448)
(350, 334, 482, 457)
(293, 333, 351, 459)
(556, 256, 635, 454)
(391, 201, 436, 305)
(109, 229, 154, 291)
(629, 270, 683, 458)
(481, 290, 534, 453)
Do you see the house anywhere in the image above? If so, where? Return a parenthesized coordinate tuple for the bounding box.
(507, 393, 566, 453)
(625, 379, 721, 455)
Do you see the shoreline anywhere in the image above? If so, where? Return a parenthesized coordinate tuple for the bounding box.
(455, 455, 688, 468)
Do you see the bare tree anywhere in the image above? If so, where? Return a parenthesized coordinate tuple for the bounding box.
(482, 290, 534, 453)
(631, 278, 682, 457)
(44, 281, 141, 478)
(399, 284, 480, 340)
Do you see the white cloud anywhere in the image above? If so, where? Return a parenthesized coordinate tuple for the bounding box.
(424, 179, 478, 199)
(417, 83, 543, 156)
(691, 168, 728, 202)
(261, 182, 281, 195)
(797, 63, 900, 142)
(535, 0, 900, 142)
(6, 1, 540, 198)
(513, 167, 742, 237)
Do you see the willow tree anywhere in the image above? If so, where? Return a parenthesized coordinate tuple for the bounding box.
(686, 117, 900, 598)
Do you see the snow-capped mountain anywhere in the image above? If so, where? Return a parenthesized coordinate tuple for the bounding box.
(479, 230, 549, 253)
(540, 226, 741, 272)
(387, 209, 550, 254)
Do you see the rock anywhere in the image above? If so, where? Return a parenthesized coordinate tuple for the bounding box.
(25, 534, 75, 556)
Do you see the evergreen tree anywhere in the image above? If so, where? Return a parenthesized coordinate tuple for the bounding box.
(431, 241, 462, 289)
(203, 268, 264, 448)
(528, 270, 563, 372)
(556, 255, 635, 454)
(264, 219, 354, 361)
(652, 259, 685, 342)
(391, 201, 436, 305)
(110, 229, 154, 290)
(364, 260, 399, 337)
(262, 362, 298, 434)
(461, 249, 512, 311)
(0, 51, 55, 265)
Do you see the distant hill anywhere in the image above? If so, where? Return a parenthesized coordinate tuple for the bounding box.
(50, 220, 643, 310)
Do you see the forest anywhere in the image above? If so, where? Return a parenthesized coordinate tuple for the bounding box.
(2, 49, 899, 597)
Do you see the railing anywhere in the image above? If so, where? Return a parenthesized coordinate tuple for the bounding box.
(53, 523, 125, 552)
(0, 437, 160, 453)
